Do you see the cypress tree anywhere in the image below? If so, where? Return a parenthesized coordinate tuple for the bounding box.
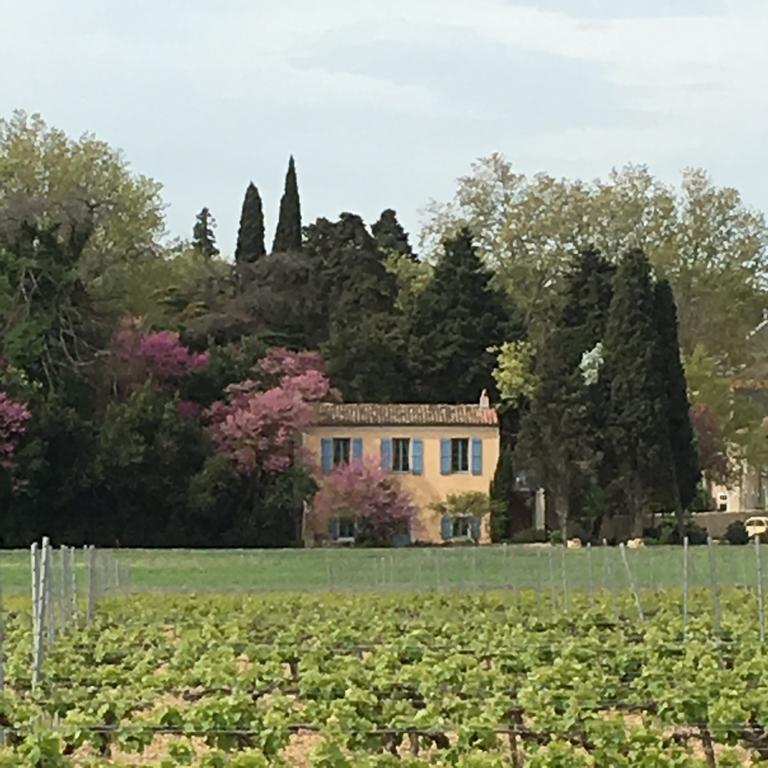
(271, 156, 302, 253)
(407, 228, 519, 403)
(234, 182, 266, 263)
(192, 207, 219, 258)
(603, 249, 673, 536)
(654, 279, 701, 515)
(518, 251, 615, 539)
(490, 447, 516, 541)
(372, 208, 417, 261)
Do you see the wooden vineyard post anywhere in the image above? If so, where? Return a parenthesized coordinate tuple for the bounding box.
(586, 542, 595, 609)
(69, 547, 78, 623)
(707, 536, 721, 637)
(560, 545, 569, 614)
(32, 538, 49, 689)
(44, 540, 55, 646)
(0, 552, 4, 689)
(756, 536, 765, 643)
(86, 545, 95, 623)
(602, 539, 617, 619)
(59, 545, 68, 629)
(619, 543, 644, 623)
(30, 542, 39, 677)
(547, 546, 557, 611)
(683, 536, 689, 637)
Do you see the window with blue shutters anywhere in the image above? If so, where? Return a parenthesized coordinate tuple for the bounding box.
(450, 438, 469, 472)
(321, 438, 333, 473)
(380, 438, 392, 471)
(332, 438, 351, 466)
(352, 437, 363, 461)
(328, 517, 340, 539)
(392, 438, 410, 472)
(440, 515, 453, 540)
(440, 439, 451, 475)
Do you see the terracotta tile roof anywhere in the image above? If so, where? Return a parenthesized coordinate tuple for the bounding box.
(314, 403, 498, 427)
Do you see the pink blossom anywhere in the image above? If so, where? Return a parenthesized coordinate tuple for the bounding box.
(176, 400, 202, 419)
(0, 392, 30, 470)
(206, 348, 335, 476)
(312, 458, 416, 540)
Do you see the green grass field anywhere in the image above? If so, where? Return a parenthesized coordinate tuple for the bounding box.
(2, 543, 765, 593)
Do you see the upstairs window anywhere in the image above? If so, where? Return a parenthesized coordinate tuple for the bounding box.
(333, 438, 351, 466)
(392, 438, 410, 472)
(451, 438, 469, 473)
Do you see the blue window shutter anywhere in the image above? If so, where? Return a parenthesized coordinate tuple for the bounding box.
(321, 438, 333, 473)
(440, 514, 453, 540)
(470, 516, 481, 541)
(471, 437, 483, 475)
(352, 437, 363, 462)
(380, 438, 392, 471)
(328, 517, 339, 540)
(411, 438, 423, 475)
(440, 439, 451, 475)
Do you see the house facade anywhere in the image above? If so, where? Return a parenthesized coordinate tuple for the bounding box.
(302, 401, 500, 545)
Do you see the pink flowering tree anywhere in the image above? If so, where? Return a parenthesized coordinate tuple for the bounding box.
(112, 316, 209, 395)
(206, 348, 338, 475)
(0, 392, 31, 488)
(311, 459, 416, 544)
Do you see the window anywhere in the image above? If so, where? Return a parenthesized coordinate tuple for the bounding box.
(393, 438, 410, 472)
(452, 516, 471, 538)
(451, 438, 469, 473)
(333, 438, 351, 466)
(338, 516, 356, 539)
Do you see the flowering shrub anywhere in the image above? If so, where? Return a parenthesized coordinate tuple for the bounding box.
(312, 459, 416, 543)
(0, 391, 30, 470)
(112, 316, 209, 390)
(206, 348, 336, 475)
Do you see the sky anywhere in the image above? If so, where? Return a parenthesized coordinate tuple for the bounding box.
(2, 0, 768, 256)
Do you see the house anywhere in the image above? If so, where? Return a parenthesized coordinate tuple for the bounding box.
(301, 396, 500, 545)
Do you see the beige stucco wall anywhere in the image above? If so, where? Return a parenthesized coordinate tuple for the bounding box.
(302, 424, 499, 544)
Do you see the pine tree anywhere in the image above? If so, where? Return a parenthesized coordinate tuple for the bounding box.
(372, 209, 417, 261)
(654, 279, 701, 515)
(489, 447, 516, 542)
(234, 183, 266, 264)
(271, 156, 302, 253)
(192, 207, 219, 258)
(407, 228, 519, 403)
(603, 249, 673, 536)
(518, 251, 615, 539)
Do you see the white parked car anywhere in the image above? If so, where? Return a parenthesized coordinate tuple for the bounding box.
(745, 516, 768, 541)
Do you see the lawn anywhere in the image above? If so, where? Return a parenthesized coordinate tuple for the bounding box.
(1, 543, 765, 594)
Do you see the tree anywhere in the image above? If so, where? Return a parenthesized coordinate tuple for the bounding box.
(312, 460, 416, 545)
(372, 209, 417, 260)
(234, 182, 266, 264)
(422, 155, 768, 366)
(0, 111, 165, 309)
(603, 250, 673, 535)
(272, 156, 302, 253)
(517, 251, 615, 539)
(192, 207, 219, 258)
(654, 280, 700, 514)
(407, 227, 519, 403)
(489, 447, 516, 541)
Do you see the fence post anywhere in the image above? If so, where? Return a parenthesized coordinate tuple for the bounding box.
(32, 538, 49, 689)
(756, 536, 765, 643)
(69, 547, 78, 622)
(560, 545, 569, 614)
(683, 536, 689, 637)
(602, 538, 617, 619)
(707, 536, 721, 637)
(586, 542, 594, 609)
(619, 543, 644, 622)
(30, 542, 39, 664)
(547, 546, 557, 611)
(59, 545, 68, 629)
(44, 540, 55, 646)
(86, 546, 95, 623)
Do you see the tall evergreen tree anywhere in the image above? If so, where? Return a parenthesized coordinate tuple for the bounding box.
(654, 279, 701, 516)
(234, 182, 266, 264)
(372, 209, 417, 261)
(518, 251, 615, 538)
(490, 446, 516, 542)
(303, 213, 406, 400)
(271, 156, 302, 253)
(407, 228, 519, 403)
(603, 250, 673, 536)
(192, 207, 219, 258)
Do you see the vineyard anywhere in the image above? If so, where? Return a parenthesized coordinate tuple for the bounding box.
(1, 570, 768, 766)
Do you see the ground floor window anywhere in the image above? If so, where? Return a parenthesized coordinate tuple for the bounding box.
(338, 516, 356, 539)
(452, 516, 471, 538)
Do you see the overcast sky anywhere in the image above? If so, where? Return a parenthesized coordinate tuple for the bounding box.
(2, 0, 767, 255)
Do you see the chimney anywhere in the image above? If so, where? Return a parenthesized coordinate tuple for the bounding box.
(479, 389, 490, 409)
